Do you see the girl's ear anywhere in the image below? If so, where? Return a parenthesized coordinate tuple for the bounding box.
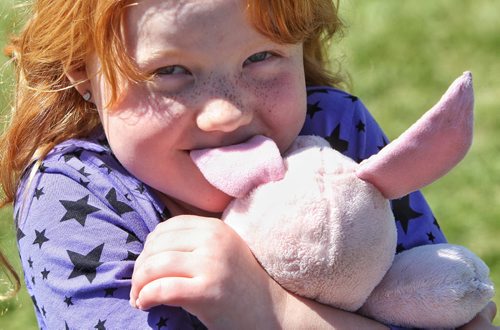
(65, 66, 92, 98)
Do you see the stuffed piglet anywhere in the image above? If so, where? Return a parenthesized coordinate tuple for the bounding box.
(191, 72, 494, 329)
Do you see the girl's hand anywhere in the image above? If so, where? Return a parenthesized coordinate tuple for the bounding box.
(129, 215, 285, 328)
(458, 301, 499, 330)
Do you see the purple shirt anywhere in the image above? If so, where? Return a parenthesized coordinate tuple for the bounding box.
(15, 87, 445, 329)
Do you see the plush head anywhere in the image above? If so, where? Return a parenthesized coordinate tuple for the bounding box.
(195, 134, 397, 310)
(191, 72, 494, 328)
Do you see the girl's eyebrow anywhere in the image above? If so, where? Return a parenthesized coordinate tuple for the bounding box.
(135, 49, 184, 69)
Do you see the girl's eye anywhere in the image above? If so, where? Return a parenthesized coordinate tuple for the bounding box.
(243, 51, 273, 66)
(154, 65, 190, 76)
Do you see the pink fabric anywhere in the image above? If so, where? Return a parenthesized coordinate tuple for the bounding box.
(190, 135, 285, 198)
(356, 72, 474, 199)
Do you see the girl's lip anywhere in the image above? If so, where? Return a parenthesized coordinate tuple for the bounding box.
(188, 134, 266, 152)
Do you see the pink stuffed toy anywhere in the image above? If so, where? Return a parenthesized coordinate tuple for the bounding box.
(191, 72, 494, 329)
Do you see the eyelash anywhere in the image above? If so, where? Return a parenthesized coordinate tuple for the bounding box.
(153, 51, 276, 77)
(154, 65, 190, 76)
(243, 51, 274, 66)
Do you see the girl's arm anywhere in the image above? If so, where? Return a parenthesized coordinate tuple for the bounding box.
(15, 142, 205, 329)
(281, 291, 389, 329)
(130, 215, 389, 329)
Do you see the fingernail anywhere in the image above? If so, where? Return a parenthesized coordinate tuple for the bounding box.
(135, 298, 144, 310)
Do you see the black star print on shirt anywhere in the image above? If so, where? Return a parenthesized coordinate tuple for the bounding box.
(33, 229, 50, 249)
(38, 162, 48, 173)
(79, 178, 90, 188)
(99, 163, 113, 174)
(104, 288, 117, 297)
(67, 243, 105, 283)
(156, 317, 168, 329)
(31, 295, 40, 312)
(110, 223, 142, 244)
(126, 231, 141, 243)
(106, 188, 134, 216)
(306, 89, 330, 96)
(326, 124, 349, 153)
(62, 149, 84, 162)
(95, 319, 106, 330)
(433, 216, 441, 230)
(356, 120, 366, 133)
(427, 232, 436, 243)
(157, 207, 172, 222)
(392, 195, 423, 234)
(345, 94, 359, 102)
(64, 296, 74, 307)
(307, 100, 323, 119)
(17, 227, 26, 241)
(60, 195, 100, 227)
(33, 187, 45, 200)
(135, 183, 146, 194)
(123, 251, 139, 261)
(41, 268, 50, 280)
(78, 167, 91, 177)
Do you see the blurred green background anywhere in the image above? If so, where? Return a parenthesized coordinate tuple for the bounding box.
(0, 0, 499, 328)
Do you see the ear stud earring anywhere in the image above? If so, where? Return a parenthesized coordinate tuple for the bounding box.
(83, 91, 92, 102)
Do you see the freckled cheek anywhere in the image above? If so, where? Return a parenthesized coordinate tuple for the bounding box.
(102, 97, 182, 164)
(252, 72, 307, 147)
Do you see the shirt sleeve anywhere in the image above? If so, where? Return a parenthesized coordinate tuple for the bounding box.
(301, 87, 447, 253)
(15, 146, 206, 330)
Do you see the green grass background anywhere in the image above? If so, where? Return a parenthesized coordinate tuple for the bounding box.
(0, 0, 499, 328)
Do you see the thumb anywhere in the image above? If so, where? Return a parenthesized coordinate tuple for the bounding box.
(484, 301, 497, 322)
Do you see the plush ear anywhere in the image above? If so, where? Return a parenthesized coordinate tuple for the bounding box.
(356, 72, 474, 199)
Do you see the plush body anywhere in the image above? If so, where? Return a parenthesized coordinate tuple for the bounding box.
(191, 72, 494, 328)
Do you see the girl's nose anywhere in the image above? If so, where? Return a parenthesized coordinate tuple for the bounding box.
(196, 98, 252, 132)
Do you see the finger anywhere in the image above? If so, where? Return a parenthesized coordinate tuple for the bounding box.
(130, 251, 196, 304)
(148, 215, 220, 240)
(141, 228, 197, 257)
(484, 301, 497, 322)
(134, 277, 201, 311)
(140, 218, 226, 259)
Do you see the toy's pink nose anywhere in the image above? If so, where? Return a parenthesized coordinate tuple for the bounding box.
(190, 135, 286, 198)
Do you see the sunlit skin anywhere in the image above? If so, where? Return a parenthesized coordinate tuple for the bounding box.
(79, 0, 320, 327)
(0, 0, 488, 325)
(87, 0, 307, 217)
(67, 0, 497, 328)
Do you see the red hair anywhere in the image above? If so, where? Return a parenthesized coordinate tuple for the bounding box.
(0, 0, 344, 297)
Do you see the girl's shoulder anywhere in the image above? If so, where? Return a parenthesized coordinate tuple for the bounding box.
(304, 86, 373, 133)
(37, 129, 144, 200)
(15, 128, 169, 233)
(302, 85, 386, 162)
(306, 86, 364, 113)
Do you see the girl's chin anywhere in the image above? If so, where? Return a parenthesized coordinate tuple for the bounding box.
(197, 193, 234, 216)
(158, 190, 233, 218)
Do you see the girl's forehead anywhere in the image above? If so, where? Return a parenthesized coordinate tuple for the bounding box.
(126, 0, 246, 42)
(128, 0, 244, 26)
(125, 0, 259, 62)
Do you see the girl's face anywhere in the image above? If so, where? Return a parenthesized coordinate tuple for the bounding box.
(87, 0, 307, 215)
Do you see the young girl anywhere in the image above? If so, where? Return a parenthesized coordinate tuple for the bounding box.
(0, 0, 496, 329)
